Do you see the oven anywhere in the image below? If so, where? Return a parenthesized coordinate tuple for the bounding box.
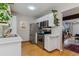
(37, 34, 44, 48)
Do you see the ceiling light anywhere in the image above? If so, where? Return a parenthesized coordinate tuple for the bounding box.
(28, 6, 35, 10)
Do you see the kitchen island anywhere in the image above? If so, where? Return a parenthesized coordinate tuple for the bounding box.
(0, 35, 22, 56)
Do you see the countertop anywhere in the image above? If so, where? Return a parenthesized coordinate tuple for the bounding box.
(37, 32, 60, 38)
(0, 35, 22, 44)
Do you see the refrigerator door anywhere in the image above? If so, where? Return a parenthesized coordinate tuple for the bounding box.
(30, 23, 38, 44)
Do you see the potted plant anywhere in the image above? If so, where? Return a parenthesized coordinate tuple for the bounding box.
(0, 3, 12, 24)
(52, 10, 59, 26)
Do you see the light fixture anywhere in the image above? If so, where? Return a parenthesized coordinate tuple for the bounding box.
(28, 6, 36, 11)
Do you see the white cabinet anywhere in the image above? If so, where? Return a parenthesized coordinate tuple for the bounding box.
(0, 36, 22, 56)
(36, 13, 55, 27)
(44, 35, 59, 51)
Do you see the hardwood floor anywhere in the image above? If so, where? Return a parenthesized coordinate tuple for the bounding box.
(21, 42, 79, 56)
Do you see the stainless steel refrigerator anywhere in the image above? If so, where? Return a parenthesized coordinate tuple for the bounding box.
(30, 23, 39, 44)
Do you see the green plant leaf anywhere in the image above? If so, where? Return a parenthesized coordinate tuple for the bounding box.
(52, 9, 59, 26)
(0, 3, 8, 10)
(0, 3, 12, 22)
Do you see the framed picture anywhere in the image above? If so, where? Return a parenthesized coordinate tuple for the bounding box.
(20, 21, 26, 30)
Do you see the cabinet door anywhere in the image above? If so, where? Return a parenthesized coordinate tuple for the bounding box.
(44, 36, 57, 51)
(48, 37, 57, 51)
(44, 36, 49, 50)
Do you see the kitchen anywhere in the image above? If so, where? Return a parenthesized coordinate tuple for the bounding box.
(30, 11, 62, 52)
(0, 3, 78, 55)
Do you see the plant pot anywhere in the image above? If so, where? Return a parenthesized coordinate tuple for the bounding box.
(0, 21, 8, 24)
(0, 19, 8, 23)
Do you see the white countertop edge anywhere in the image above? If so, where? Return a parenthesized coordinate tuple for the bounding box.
(0, 35, 22, 45)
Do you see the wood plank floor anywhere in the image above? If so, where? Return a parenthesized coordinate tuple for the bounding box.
(21, 42, 79, 56)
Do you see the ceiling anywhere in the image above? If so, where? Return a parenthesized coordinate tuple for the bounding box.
(63, 6, 79, 17)
(10, 3, 79, 18)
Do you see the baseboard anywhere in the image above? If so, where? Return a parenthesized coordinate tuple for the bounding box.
(57, 48, 64, 52)
(43, 49, 60, 53)
(21, 40, 31, 43)
(59, 50, 63, 51)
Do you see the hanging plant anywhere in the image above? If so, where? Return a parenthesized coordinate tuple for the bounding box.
(0, 3, 12, 23)
(52, 10, 59, 26)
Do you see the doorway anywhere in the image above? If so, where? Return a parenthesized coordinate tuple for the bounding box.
(62, 19, 79, 53)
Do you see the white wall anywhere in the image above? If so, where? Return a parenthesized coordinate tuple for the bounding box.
(72, 23, 79, 35)
(56, 10, 63, 51)
(9, 16, 17, 35)
(16, 14, 34, 41)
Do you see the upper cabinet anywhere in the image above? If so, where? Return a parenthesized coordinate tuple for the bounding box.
(36, 13, 55, 27)
(40, 20, 49, 28)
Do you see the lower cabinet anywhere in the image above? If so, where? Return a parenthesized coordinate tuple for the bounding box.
(44, 35, 59, 51)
